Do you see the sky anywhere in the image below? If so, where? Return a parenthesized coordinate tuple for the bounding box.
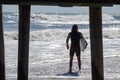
(2, 5, 120, 14)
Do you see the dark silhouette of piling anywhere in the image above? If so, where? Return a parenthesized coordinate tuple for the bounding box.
(89, 6, 104, 80)
(0, 4, 5, 80)
(18, 5, 31, 80)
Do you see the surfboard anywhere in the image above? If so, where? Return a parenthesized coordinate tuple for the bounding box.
(80, 38, 88, 51)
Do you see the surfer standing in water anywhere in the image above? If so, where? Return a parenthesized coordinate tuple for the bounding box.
(66, 24, 84, 73)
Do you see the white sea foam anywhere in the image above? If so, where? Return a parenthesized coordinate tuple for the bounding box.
(4, 28, 120, 41)
(5, 20, 16, 24)
(3, 13, 120, 26)
(31, 13, 120, 25)
(5, 38, 120, 79)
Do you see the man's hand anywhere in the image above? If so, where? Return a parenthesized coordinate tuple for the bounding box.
(66, 45, 69, 49)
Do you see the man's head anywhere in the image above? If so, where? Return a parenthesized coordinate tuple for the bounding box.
(72, 24, 78, 32)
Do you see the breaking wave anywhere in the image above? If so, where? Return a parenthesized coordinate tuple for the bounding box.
(4, 28, 120, 41)
(3, 13, 120, 26)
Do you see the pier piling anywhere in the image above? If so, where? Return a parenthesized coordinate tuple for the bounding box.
(0, 4, 5, 80)
(18, 5, 31, 80)
(89, 6, 104, 80)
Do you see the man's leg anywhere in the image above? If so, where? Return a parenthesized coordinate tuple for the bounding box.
(77, 56, 81, 71)
(69, 55, 73, 72)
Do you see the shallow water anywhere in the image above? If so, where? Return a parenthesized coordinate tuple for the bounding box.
(5, 39, 120, 80)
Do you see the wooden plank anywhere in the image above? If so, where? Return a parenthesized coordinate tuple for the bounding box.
(1, 0, 118, 5)
(1, 0, 112, 3)
(89, 6, 104, 80)
(0, 4, 5, 80)
(18, 5, 31, 80)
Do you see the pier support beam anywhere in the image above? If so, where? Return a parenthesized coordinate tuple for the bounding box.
(0, 4, 5, 80)
(89, 6, 104, 80)
(18, 5, 31, 80)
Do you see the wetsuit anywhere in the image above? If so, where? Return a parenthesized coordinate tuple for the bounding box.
(67, 32, 83, 56)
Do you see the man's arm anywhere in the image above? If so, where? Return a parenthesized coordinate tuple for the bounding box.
(80, 32, 84, 39)
(66, 33, 70, 49)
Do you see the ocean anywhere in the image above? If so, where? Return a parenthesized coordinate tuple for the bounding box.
(3, 12, 120, 80)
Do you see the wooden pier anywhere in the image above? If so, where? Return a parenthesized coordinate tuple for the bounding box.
(0, 0, 120, 80)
